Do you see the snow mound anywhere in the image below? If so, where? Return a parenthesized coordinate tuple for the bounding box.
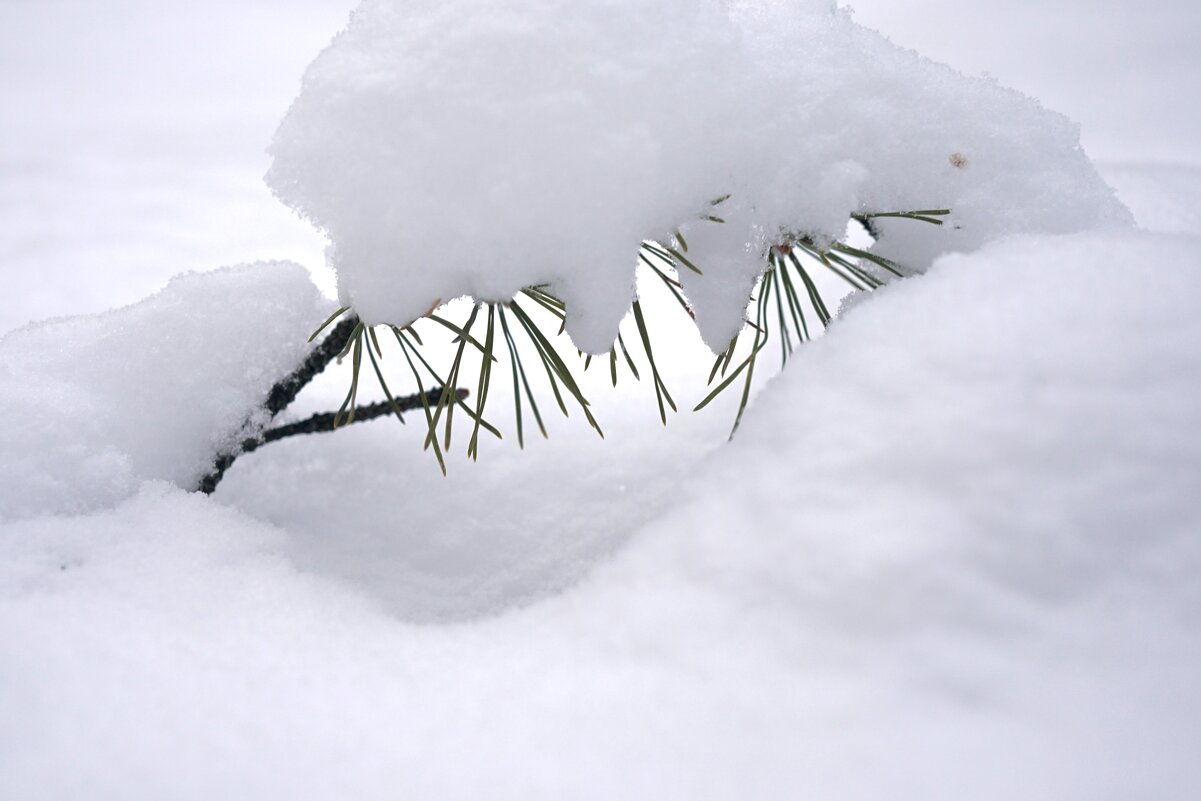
(629, 230, 1201, 624)
(2, 231, 1198, 799)
(0, 263, 324, 521)
(268, 0, 1130, 352)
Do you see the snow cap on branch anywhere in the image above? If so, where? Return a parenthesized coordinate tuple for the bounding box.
(268, 0, 1129, 352)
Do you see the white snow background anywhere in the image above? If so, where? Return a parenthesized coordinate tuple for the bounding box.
(2, 1, 1200, 799)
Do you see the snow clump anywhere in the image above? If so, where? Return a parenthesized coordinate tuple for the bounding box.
(268, 0, 1130, 352)
(0, 262, 325, 522)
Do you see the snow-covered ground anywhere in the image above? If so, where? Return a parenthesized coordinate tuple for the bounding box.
(2, 2, 1199, 799)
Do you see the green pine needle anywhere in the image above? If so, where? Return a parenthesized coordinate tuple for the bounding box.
(308, 306, 350, 343)
(313, 205, 946, 468)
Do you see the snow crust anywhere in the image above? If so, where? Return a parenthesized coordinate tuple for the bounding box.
(0, 262, 324, 522)
(268, 0, 1130, 352)
(3, 229, 1199, 798)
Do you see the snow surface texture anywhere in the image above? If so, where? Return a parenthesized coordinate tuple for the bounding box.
(267, 0, 1130, 352)
(2, 229, 1199, 799)
(0, 262, 324, 522)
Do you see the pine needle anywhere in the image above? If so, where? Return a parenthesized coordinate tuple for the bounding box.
(313, 206, 946, 462)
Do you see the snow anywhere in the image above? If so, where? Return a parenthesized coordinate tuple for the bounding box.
(3, 229, 1200, 799)
(0, 262, 324, 521)
(268, 0, 1128, 352)
(3, 1, 1201, 797)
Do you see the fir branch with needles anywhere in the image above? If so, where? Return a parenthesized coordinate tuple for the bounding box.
(214, 204, 950, 483)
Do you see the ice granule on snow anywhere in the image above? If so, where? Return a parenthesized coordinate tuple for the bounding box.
(0, 262, 324, 521)
(268, 0, 1131, 352)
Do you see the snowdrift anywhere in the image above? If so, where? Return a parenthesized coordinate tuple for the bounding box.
(2, 230, 1199, 799)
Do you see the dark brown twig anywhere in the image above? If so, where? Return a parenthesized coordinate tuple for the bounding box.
(197, 387, 464, 494)
(196, 314, 461, 495)
(261, 388, 468, 445)
(265, 315, 361, 416)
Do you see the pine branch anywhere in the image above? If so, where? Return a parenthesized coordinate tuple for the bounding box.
(197, 387, 465, 495)
(261, 388, 468, 444)
(230, 206, 949, 478)
(197, 311, 468, 495)
(265, 314, 361, 416)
